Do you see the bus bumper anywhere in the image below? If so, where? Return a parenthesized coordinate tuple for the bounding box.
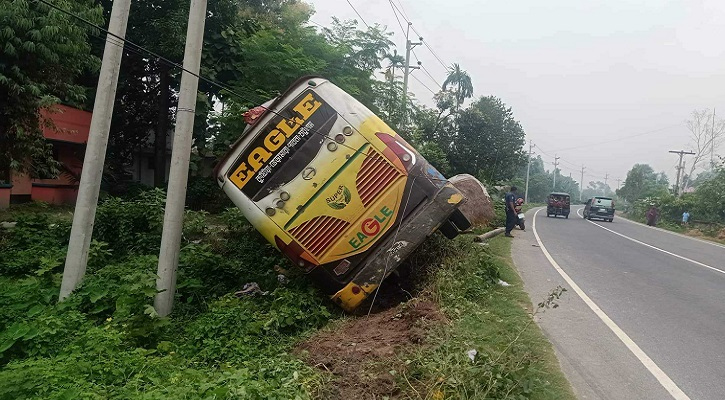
(331, 182, 464, 311)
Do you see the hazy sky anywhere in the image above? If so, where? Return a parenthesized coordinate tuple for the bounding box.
(308, 0, 725, 188)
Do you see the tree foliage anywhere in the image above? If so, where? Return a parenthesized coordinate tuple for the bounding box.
(617, 163, 670, 203)
(0, 0, 102, 180)
(449, 96, 527, 183)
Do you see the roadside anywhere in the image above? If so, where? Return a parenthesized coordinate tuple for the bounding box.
(1, 197, 576, 399)
(617, 211, 725, 246)
(300, 230, 576, 399)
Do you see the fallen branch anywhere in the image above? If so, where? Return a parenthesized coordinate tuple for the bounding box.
(473, 227, 505, 242)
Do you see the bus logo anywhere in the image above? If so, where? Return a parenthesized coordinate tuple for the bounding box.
(348, 206, 394, 249)
(326, 185, 351, 210)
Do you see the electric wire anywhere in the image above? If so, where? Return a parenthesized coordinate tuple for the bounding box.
(345, 0, 370, 29)
(412, 49, 442, 90)
(410, 73, 437, 95)
(388, 0, 407, 38)
(387, 0, 449, 70)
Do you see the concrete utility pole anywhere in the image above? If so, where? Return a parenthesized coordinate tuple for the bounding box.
(604, 173, 609, 187)
(401, 22, 421, 124)
(580, 165, 585, 201)
(616, 178, 621, 190)
(669, 150, 695, 196)
(552, 154, 560, 190)
(59, 0, 132, 301)
(155, 0, 208, 317)
(524, 140, 533, 203)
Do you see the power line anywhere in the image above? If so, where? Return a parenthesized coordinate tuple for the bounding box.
(410, 73, 437, 95)
(387, 0, 449, 70)
(411, 49, 442, 89)
(345, 0, 370, 29)
(395, 0, 411, 21)
(388, 0, 407, 38)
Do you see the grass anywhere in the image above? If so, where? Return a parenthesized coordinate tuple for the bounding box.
(387, 235, 576, 399)
(0, 202, 73, 222)
(621, 212, 725, 245)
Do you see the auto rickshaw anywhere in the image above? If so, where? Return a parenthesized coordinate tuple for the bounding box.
(546, 192, 570, 218)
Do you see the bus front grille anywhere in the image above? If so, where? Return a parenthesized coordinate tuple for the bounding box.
(356, 150, 402, 207)
(289, 215, 350, 257)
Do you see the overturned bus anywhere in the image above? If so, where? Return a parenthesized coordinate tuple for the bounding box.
(214, 76, 470, 311)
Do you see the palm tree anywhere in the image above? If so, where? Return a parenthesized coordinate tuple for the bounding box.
(383, 51, 405, 83)
(442, 63, 474, 110)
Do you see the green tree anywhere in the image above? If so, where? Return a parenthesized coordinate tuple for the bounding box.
(693, 166, 725, 222)
(449, 96, 526, 183)
(442, 63, 473, 110)
(581, 181, 614, 199)
(617, 164, 669, 202)
(0, 0, 103, 181)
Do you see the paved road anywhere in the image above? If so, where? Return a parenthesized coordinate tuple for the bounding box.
(512, 206, 725, 400)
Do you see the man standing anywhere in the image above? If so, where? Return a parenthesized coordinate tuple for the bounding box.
(646, 205, 659, 227)
(505, 186, 518, 237)
(682, 210, 690, 227)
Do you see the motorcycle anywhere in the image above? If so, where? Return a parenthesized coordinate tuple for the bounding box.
(517, 212, 525, 230)
(515, 198, 525, 230)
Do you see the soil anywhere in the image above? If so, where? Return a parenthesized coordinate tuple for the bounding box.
(297, 298, 446, 399)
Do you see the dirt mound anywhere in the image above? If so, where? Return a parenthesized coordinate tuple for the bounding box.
(449, 174, 495, 227)
(297, 299, 445, 399)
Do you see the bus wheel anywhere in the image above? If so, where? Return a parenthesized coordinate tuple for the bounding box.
(449, 209, 472, 231)
(438, 220, 458, 239)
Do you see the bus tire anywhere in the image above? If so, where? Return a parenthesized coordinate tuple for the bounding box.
(438, 220, 459, 239)
(449, 209, 472, 231)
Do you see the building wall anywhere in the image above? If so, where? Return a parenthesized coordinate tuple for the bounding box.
(9, 105, 90, 205)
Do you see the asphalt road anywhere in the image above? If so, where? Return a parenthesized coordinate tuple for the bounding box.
(511, 206, 725, 400)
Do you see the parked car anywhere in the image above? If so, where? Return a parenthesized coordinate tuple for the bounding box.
(583, 196, 615, 222)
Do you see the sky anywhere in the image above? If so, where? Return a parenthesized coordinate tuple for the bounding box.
(307, 0, 725, 189)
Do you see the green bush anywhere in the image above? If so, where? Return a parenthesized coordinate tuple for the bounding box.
(185, 175, 233, 214)
(0, 193, 335, 399)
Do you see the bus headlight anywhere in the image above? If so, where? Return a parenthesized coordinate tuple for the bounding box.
(327, 142, 338, 151)
(265, 207, 276, 216)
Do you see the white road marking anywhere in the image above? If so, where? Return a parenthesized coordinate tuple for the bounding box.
(576, 207, 725, 276)
(532, 208, 691, 400)
(617, 214, 725, 250)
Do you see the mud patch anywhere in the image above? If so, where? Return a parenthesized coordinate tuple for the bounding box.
(297, 299, 445, 399)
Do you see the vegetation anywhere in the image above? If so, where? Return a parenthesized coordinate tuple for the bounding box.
(0, 193, 335, 399)
(618, 163, 725, 240)
(377, 234, 575, 399)
(508, 156, 580, 203)
(0, 0, 103, 181)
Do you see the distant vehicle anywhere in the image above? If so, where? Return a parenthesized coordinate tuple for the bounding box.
(583, 196, 615, 222)
(214, 76, 470, 312)
(546, 192, 570, 218)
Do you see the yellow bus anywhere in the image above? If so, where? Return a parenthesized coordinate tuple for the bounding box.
(214, 77, 470, 311)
